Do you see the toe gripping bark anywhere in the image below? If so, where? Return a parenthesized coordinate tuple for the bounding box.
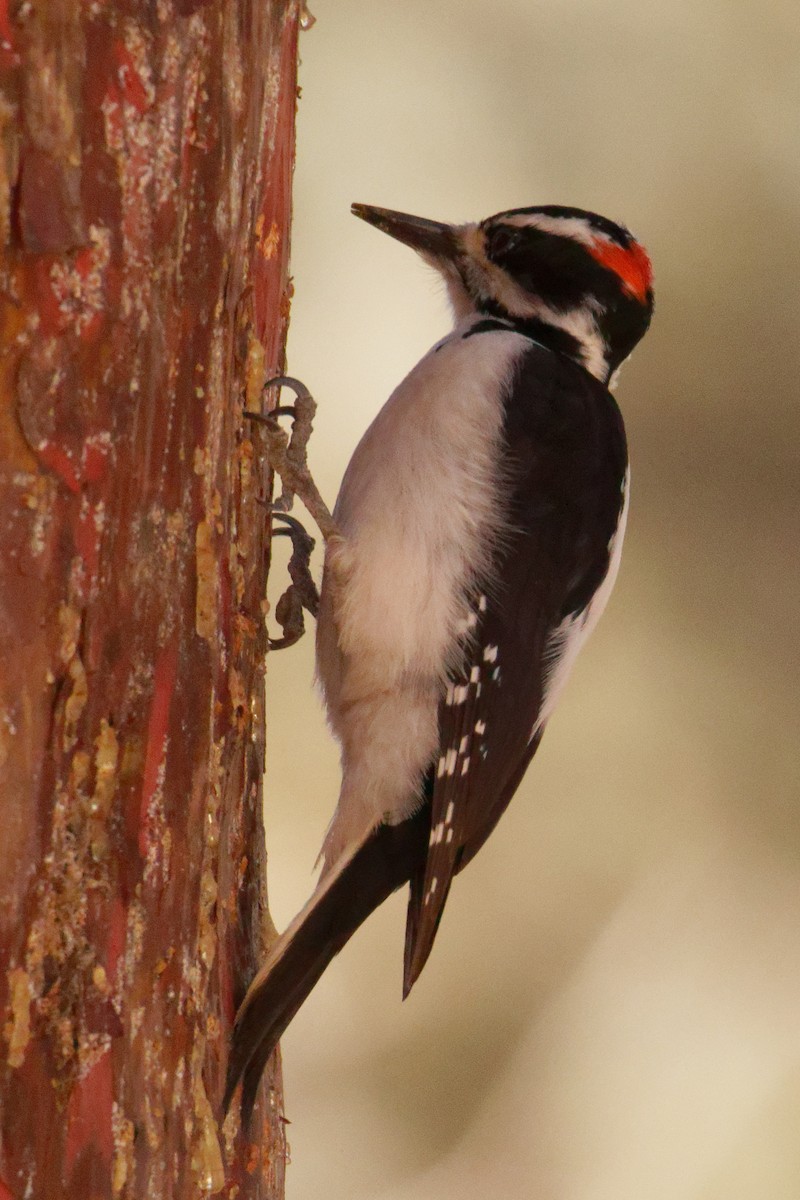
(245, 376, 335, 650)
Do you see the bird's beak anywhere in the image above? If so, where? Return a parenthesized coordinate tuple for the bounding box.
(351, 204, 458, 263)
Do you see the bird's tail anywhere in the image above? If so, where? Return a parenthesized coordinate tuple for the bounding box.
(223, 807, 429, 1125)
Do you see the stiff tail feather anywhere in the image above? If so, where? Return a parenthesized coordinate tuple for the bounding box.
(224, 807, 429, 1124)
(403, 862, 453, 999)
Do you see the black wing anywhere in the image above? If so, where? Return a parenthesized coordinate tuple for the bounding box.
(404, 341, 628, 990)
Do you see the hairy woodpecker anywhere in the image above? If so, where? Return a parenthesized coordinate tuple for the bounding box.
(225, 202, 654, 1120)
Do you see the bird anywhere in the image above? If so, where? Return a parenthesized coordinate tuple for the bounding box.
(225, 201, 654, 1122)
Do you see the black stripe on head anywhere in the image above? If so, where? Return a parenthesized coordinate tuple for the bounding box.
(483, 222, 624, 313)
(481, 216, 653, 376)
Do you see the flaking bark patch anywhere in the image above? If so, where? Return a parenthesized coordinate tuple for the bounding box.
(0, 0, 302, 1194)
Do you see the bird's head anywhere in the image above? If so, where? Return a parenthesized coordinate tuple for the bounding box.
(352, 202, 653, 385)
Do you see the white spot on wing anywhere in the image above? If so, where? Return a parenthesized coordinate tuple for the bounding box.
(424, 876, 439, 904)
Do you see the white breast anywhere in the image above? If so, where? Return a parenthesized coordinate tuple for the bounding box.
(314, 324, 530, 861)
(331, 324, 528, 689)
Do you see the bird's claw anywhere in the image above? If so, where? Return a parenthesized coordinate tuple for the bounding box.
(267, 512, 320, 650)
(245, 376, 338, 540)
(245, 376, 334, 648)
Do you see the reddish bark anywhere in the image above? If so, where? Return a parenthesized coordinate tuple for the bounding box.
(0, 2, 301, 1195)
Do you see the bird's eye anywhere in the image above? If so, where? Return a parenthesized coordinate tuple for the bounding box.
(485, 224, 522, 263)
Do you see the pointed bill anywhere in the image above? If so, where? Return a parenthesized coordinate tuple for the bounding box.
(351, 203, 458, 262)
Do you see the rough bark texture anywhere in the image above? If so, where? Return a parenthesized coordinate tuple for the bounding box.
(0, 2, 301, 1195)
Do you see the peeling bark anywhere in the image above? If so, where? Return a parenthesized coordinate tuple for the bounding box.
(0, 2, 300, 1195)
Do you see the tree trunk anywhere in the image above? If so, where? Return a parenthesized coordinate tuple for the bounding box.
(0, 2, 301, 1195)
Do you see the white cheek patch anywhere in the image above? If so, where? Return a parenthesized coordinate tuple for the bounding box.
(542, 304, 605, 379)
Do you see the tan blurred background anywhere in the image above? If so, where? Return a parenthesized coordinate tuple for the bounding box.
(263, 1, 800, 1196)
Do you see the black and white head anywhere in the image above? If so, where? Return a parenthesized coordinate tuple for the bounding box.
(352, 202, 654, 386)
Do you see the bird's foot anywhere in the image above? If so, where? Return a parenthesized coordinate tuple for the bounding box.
(266, 512, 320, 650)
(245, 375, 339, 543)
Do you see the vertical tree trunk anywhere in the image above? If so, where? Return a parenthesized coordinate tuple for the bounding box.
(0, 2, 301, 1195)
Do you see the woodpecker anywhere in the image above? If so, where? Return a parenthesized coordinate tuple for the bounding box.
(225, 202, 653, 1121)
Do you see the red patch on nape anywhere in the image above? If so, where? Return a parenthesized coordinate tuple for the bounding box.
(588, 237, 652, 303)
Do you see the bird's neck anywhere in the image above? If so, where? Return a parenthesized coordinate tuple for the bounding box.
(443, 270, 612, 383)
(476, 298, 612, 383)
